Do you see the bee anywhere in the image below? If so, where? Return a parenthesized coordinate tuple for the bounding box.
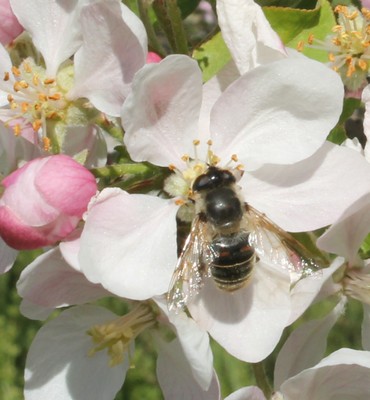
(167, 166, 322, 312)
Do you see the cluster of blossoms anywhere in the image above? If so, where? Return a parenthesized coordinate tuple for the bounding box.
(1, 0, 370, 399)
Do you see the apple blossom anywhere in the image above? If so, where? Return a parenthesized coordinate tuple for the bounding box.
(0, 0, 23, 45)
(24, 302, 220, 400)
(0, 154, 97, 250)
(306, 5, 370, 92)
(78, 54, 370, 362)
(225, 349, 370, 400)
(0, 0, 147, 153)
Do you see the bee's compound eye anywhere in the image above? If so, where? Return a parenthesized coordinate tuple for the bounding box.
(192, 167, 236, 192)
(192, 174, 212, 192)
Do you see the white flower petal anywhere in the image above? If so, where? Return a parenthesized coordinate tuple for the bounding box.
(281, 349, 370, 399)
(10, 0, 90, 76)
(210, 58, 344, 170)
(17, 247, 109, 308)
(69, 0, 146, 116)
(122, 55, 203, 168)
(25, 305, 128, 400)
(156, 336, 221, 400)
(244, 142, 370, 232)
(79, 188, 178, 299)
(19, 298, 53, 321)
(189, 261, 291, 362)
(0, 237, 17, 274)
(217, 0, 286, 74)
(225, 387, 266, 400)
(317, 193, 370, 265)
(274, 298, 346, 389)
(288, 258, 345, 324)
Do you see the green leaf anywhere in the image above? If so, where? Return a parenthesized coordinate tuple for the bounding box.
(192, 32, 231, 82)
(178, 0, 201, 19)
(257, 0, 316, 8)
(263, 1, 322, 44)
(286, 0, 336, 63)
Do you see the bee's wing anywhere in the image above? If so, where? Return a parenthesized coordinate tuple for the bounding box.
(245, 204, 323, 280)
(167, 215, 212, 312)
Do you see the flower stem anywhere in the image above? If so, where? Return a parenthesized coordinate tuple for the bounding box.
(252, 362, 272, 399)
(137, 0, 167, 57)
(165, 0, 189, 54)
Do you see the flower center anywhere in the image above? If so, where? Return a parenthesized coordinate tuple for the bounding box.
(164, 139, 243, 200)
(298, 6, 370, 91)
(87, 303, 157, 367)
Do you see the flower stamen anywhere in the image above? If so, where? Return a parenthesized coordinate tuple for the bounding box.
(87, 303, 156, 367)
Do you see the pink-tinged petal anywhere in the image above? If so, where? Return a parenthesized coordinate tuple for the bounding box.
(61, 125, 107, 169)
(210, 58, 344, 170)
(36, 155, 97, 216)
(362, 301, 370, 351)
(25, 305, 128, 400)
(288, 258, 344, 324)
(317, 193, 370, 265)
(225, 387, 266, 400)
(362, 84, 370, 143)
(217, 0, 286, 74)
(0, 0, 23, 45)
(147, 52, 162, 63)
(17, 247, 110, 309)
(0, 42, 17, 96)
(156, 299, 213, 390)
(156, 337, 221, 400)
(122, 55, 203, 168)
(0, 237, 17, 273)
(281, 349, 370, 399)
(10, 0, 90, 76)
(19, 299, 53, 321)
(69, 1, 146, 116)
(79, 188, 178, 299)
(59, 228, 83, 271)
(244, 142, 370, 232)
(0, 206, 70, 249)
(189, 261, 291, 362)
(199, 61, 240, 139)
(274, 298, 346, 389)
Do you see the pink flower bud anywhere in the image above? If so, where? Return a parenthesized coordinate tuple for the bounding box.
(146, 52, 162, 64)
(0, 0, 23, 45)
(0, 155, 97, 250)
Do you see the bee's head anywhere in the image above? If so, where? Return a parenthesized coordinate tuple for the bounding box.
(192, 166, 236, 193)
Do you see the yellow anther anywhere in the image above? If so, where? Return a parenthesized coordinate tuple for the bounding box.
(32, 75, 40, 86)
(44, 78, 55, 85)
(11, 66, 20, 77)
(32, 119, 42, 132)
(10, 101, 18, 110)
(175, 199, 185, 206)
(297, 41, 304, 52)
(207, 139, 213, 146)
(7, 94, 14, 102)
(3, 72, 9, 81)
(236, 164, 244, 170)
(181, 154, 189, 162)
(231, 154, 238, 162)
(359, 59, 368, 70)
(23, 62, 32, 73)
(307, 33, 314, 45)
(38, 93, 48, 102)
(13, 124, 21, 136)
(168, 164, 177, 171)
(328, 53, 336, 62)
(48, 93, 61, 101)
(193, 139, 200, 146)
(21, 102, 29, 112)
(42, 137, 51, 151)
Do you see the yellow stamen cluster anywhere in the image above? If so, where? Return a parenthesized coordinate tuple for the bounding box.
(87, 303, 156, 367)
(2, 58, 69, 139)
(163, 139, 244, 218)
(299, 6, 370, 91)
